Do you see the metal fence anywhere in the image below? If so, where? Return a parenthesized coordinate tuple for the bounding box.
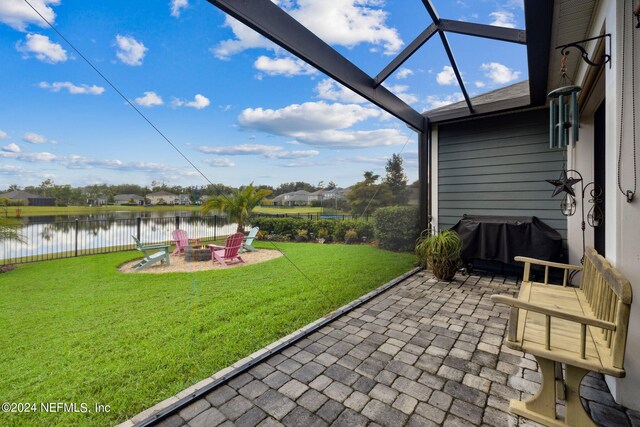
(1, 215, 238, 265)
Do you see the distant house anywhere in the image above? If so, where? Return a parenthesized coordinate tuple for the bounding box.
(270, 190, 312, 206)
(323, 187, 350, 200)
(0, 190, 55, 206)
(86, 196, 108, 206)
(283, 190, 310, 206)
(114, 194, 145, 206)
(271, 194, 285, 206)
(176, 194, 191, 205)
(308, 189, 326, 202)
(146, 191, 178, 205)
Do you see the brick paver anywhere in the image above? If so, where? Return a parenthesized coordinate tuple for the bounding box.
(143, 271, 640, 426)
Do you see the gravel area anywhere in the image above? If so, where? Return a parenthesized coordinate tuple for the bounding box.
(119, 249, 283, 274)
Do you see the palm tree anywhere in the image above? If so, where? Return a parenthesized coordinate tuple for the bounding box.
(201, 183, 272, 232)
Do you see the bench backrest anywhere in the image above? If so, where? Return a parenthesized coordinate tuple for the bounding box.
(580, 247, 632, 369)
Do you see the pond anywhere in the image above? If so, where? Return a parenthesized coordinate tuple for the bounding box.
(1, 212, 238, 264)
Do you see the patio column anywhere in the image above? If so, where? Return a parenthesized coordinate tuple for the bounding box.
(419, 125, 431, 231)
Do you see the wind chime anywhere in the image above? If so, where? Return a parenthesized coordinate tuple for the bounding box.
(548, 53, 581, 148)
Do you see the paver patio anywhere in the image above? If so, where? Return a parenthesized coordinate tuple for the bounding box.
(144, 271, 640, 427)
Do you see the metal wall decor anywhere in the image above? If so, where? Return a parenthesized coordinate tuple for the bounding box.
(546, 169, 603, 262)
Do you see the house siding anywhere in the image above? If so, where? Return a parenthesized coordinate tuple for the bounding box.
(437, 108, 567, 242)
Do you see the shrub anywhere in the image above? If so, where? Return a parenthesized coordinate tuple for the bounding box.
(295, 229, 309, 242)
(344, 229, 358, 244)
(374, 206, 420, 251)
(252, 217, 310, 238)
(317, 227, 329, 239)
(264, 234, 289, 242)
(332, 219, 374, 242)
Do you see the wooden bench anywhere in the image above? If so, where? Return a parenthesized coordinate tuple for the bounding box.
(491, 247, 632, 427)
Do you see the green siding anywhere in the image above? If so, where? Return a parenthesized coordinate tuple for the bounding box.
(437, 109, 567, 241)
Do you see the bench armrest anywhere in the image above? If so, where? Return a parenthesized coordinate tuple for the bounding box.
(208, 244, 224, 250)
(514, 256, 583, 286)
(514, 256, 583, 271)
(140, 244, 170, 250)
(491, 294, 616, 331)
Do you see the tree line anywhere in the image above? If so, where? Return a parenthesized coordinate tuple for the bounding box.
(2, 153, 417, 212)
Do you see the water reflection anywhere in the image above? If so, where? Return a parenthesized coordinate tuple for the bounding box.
(2, 212, 236, 262)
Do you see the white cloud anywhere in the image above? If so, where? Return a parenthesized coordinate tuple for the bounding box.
(239, 101, 380, 134)
(23, 132, 57, 144)
(135, 91, 164, 107)
(170, 0, 188, 17)
(197, 144, 319, 160)
(489, 11, 516, 28)
(2, 143, 20, 153)
(340, 155, 387, 165)
(474, 81, 486, 88)
(204, 158, 235, 167)
(383, 84, 418, 105)
(173, 94, 210, 109)
(198, 144, 280, 156)
(0, 151, 58, 162)
(315, 79, 367, 104)
(265, 149, 319, 159)
(0, 165, 24, 174)
(505, 0, 524, 9)
(254, 55, 318, 77)
(481, 62, 521, 84)
(238, 101, 410, 148)
(396, 68, 414, 79)
(211, 17, 277, 60)
(436, 66, 456, 86)
(424, 92, 464, 110)
(0, 130, 8, 139)
(212, 1, 403, 59)
(16, 33, 67, 63)
(38, 81, 105, 95)
(64, 155, 124, 170)
(0, 0, 59, 31)
(115, 35, 147, 66)
(298, 128, 409, 148)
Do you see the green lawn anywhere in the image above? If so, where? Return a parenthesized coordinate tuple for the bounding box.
(0, 242, 415, 426)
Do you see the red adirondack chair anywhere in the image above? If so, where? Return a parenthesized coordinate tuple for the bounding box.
(207, 232, 245, 267)
(171, 229, 200, 255)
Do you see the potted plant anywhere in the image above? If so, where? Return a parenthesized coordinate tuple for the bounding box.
(415, 229, 462, 281)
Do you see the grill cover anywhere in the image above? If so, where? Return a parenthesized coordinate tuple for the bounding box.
(450, 215, 563, 266)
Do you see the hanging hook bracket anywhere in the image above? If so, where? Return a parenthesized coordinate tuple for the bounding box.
(556, 34, 612, 69)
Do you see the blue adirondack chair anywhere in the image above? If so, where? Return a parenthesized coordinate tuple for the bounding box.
(131, 235, 170, 271)
(241, 226, 259, 253)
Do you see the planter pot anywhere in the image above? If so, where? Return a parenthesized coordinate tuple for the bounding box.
(428, 257, 459, 281)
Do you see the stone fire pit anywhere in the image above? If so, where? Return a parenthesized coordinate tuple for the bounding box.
(185, 246, 211, 262)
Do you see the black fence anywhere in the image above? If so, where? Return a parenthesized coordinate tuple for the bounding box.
(1, 215, 238, 265)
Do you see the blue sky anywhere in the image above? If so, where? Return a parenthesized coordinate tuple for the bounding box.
(0, 0, 526, 189)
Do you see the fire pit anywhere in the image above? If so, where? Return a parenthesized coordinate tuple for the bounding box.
(185, 246, 211, 262)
